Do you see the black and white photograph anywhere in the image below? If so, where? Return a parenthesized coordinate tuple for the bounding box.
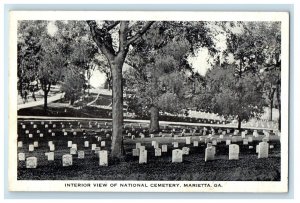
(8, 11, 289, 192)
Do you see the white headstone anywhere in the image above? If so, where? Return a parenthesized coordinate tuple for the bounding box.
(48, 141, 53, 146)
(52, 132, 55, 137)
(48, 129, 52, 133)
(205, 146, 215, 162)
(71, 144, 77, 150)
(243, 139, 248, 145)
(229, 144, 239, 160)
(67, 141, 72, 147)
(193, 141, 199, 147)
(33, 124, 37, 129)
(186, 137, 191, 145)
(132, 148, 139, 156)
(226, 140, 231, 145)
(46, 152, 54, 161)
(182, 147, 190, 155)
(94, 147, 101, 155)
(162, 145, 168, 152)
(258, 142, 269, 158)
(18, 153, 25, 161)
(62, 154, 72, 166)
(136, 143, 141, 149)
(155, 148, 162, 156)
(17, 141, 23, 148)
(219, 135, 224, 139)
(139, 149, 147, 164)
(29, 144, 34, 151)
(101, 141, 105, 147)
(172, 149, 183, 163)
(248, 136, 253, 142)
(33, 141, 38, 147)
(78, 151, 85, 159)
(73, 132, 77, 136)
(91, 144, 97, 150)
(28, 134, 33, 138)
(99, 150, 108, 166)
(49, 144, 55, 151)
(25, 130, 29, 134)
(241, 131, 246, 138)
(84, 141, 89, 147)
(173, 142, 178, 148)
(212, 139, 217, 146)
(40, 133, 44, 137)
(70, 147, 77, 155)
(26, 157, 37, 168)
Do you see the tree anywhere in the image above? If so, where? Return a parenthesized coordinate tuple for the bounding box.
(124, 38, 192, 133)
(225, 21, 281, 129)
(86, 21, 154, 159)
(205, 64, 265, 130)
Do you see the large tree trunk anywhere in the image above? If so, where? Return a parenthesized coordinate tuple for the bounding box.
(149, 106, 159, 133)
(237, 116, 242, 131)
(276, 86, 281, 131)
(110, 60, 124, 159)
(44, 91, 48, 112)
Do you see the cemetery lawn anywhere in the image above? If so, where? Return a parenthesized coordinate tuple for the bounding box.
(18, 138, 281, 181)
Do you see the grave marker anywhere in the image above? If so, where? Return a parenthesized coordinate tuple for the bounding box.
(40, 133, 44, 137)
(78, 151, 85, 159)
(173, 142, 178, 148)
(101, 141, 106, 147)
(68, 141, 72, 147)
(29, 144, 34, 152)
(229, 144, 239, 160)
(172, 149, 183, 163)
(258, 142, 269, 158)
(18, 153, 25, 161)
(162, 145, 168, 152)
(155, 148, 162, 156)
(84, 141, 89, 147)
(243, 139, 248, 145)
(186, 137, 191, 145)
(17, 141, 23, 148)
(205, 146, 215, 162)
(62, 154, 72, 166)
(99, 150, 108, 166)
(26, 157, 37, 168)
(139, 149, 147, 164)
(91, 144, 97, 150)
(132, 148, 139, 156)
(33, 141, 38, 147)
(193, 141, 199, 147)
(182, 147, 190, 155)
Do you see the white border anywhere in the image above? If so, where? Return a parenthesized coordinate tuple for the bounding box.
(8, 11, 289, 192)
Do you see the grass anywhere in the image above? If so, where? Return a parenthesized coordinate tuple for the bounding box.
(17, 119, 281, 181)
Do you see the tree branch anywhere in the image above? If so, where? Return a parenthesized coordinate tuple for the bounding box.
(86, 20, 116, 60)
(126, 21, 155, 46)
